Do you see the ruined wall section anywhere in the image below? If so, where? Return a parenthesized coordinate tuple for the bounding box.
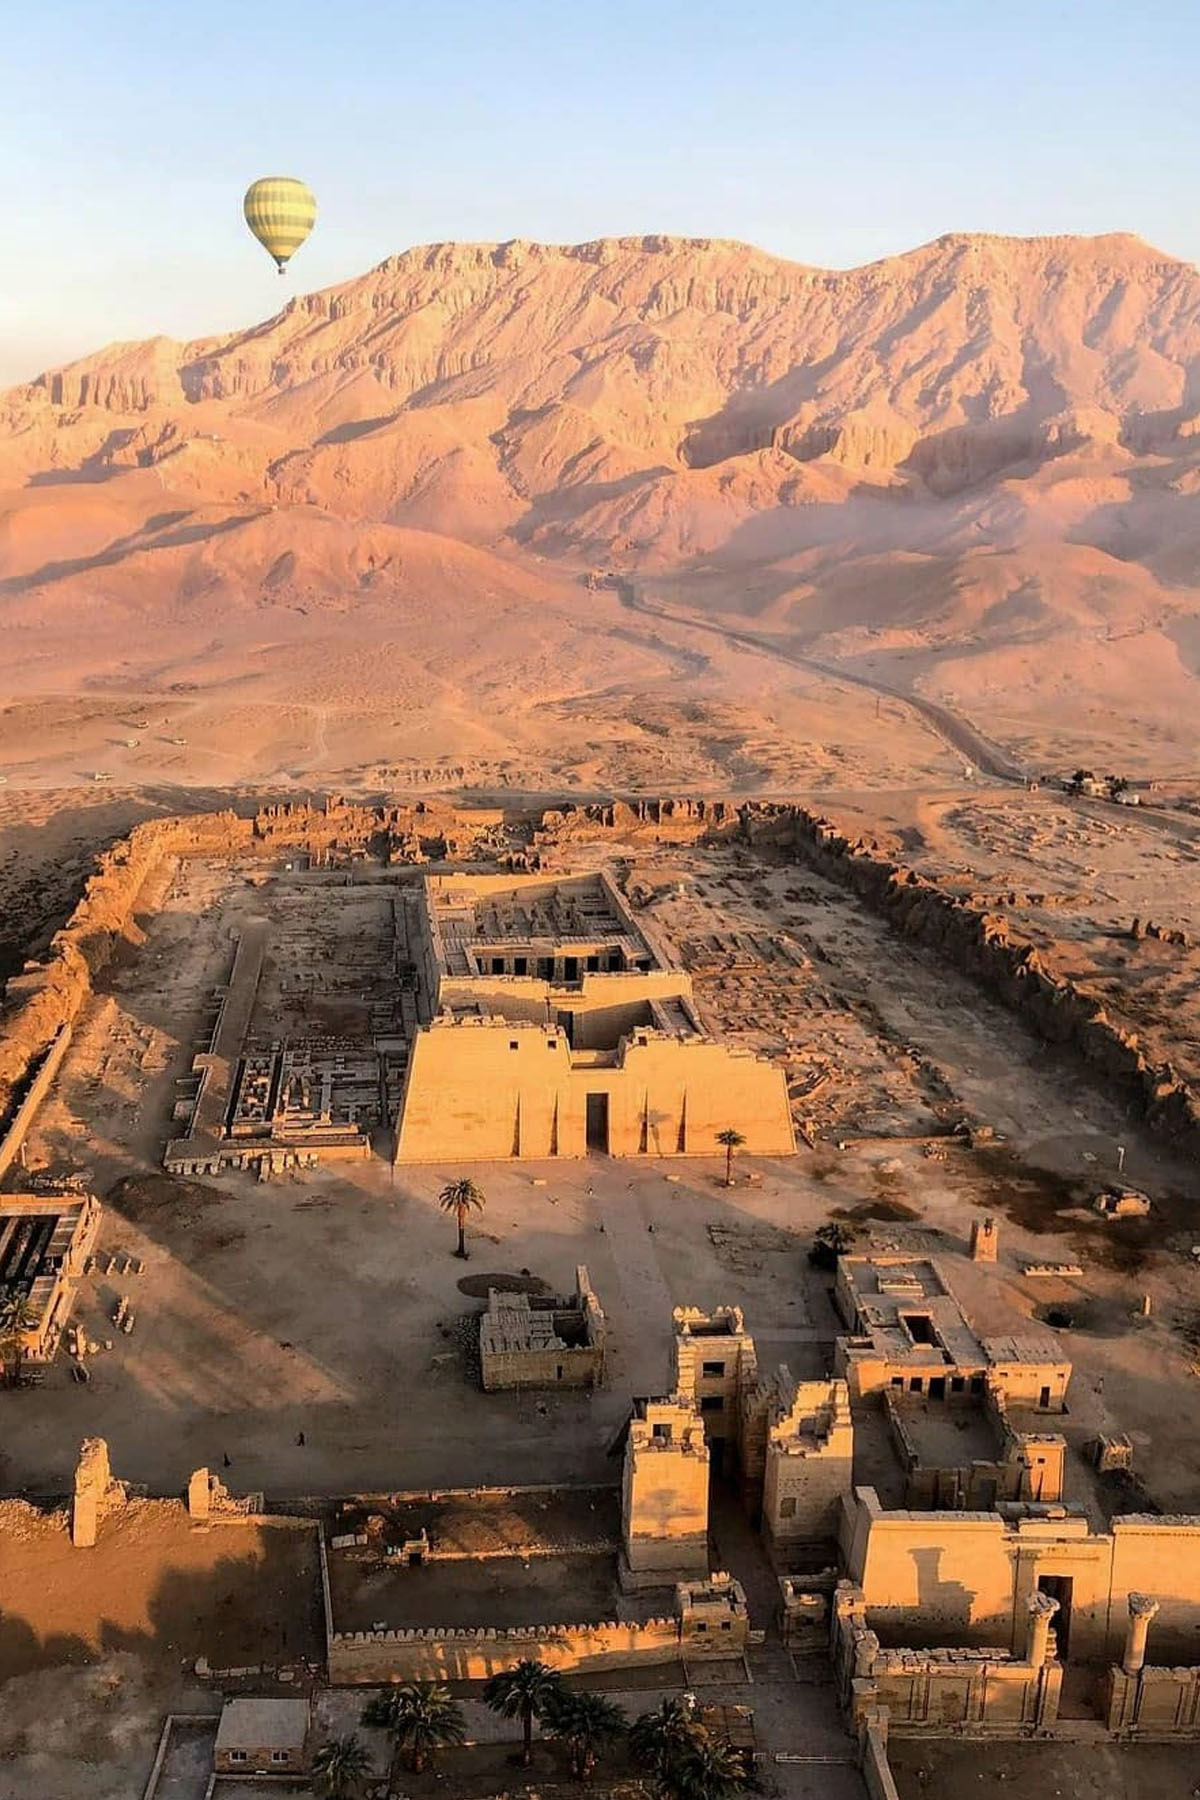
(329, 1614, 680, 1684)
(746, 805, 1200, 1157)
(833, 1582, 1062, 1735)
(0, 811, 252, 1120)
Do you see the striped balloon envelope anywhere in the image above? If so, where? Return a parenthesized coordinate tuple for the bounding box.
(243, 176, 317, 273)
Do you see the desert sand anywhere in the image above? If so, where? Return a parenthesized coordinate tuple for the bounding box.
(3, 232, 1200, 1800)
(0, 231, 1198, 795)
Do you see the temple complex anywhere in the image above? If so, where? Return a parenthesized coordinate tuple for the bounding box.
(394, 872, 795, 1161)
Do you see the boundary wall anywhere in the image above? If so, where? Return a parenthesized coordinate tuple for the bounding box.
(329, 1614, 681, 1683)
(5, 793, 1196, 1169)
(748, 806, 1200, 1156)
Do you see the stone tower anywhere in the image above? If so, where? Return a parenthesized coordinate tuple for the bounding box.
(620, 1395, 710, 1590)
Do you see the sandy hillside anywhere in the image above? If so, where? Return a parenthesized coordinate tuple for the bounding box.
(1, 231, 1199, 786)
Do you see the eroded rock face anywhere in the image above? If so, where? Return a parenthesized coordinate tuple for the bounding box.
(3, 230, 1198, 520)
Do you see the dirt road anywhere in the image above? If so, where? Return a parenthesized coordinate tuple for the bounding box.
(619, 584, 1028, 784)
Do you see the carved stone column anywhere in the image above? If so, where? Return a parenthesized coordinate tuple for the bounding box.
(1026, 1590, 1059, 1665)
(1123, 1592, 1159, 1676)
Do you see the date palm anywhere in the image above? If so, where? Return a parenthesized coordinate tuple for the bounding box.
(439, 1177, 485, 1259)
(542, 1689, 626, 1780)
(0, 1293, 38, 1387)
(483, 1658, 564, 1766)
(630, 1699, 705, 1786)
(311, 1732, 371, 1799)
(361, 1679, 465, 1776)
(715, 1128, 746, 1187)
(664, 1733, 747, 1800)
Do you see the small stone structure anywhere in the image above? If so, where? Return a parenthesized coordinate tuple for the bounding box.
(214, 1698, 312, 1775)
(1091, 1432, 1134, 1474)
(480, 1266, 606, 1391)
(1094, 1185, 1151, 1218)
(620, 1395, 710, 1589)
(675, 1571, 749, 1656)
(970, 1216, 999, 1262)
(0, 1188, 102, 1363)
(834, 1254, 1071, 1410)
(71, 1437, 127, 1548)
(187, 1466, 261, 1521)
(778, 1580, 830, 1652)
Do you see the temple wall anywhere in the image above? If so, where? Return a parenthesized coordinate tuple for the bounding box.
(842, 1490, 1200, 1665)
(394, 1022, 794, 1162)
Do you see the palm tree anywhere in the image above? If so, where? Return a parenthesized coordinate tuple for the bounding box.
(630, 1699, 706, 1787)
(361, 1679, 465, 1776)
(662, 1734, 746, 1800)
(483, 1658, 564, 1767)
(542, 1689, 626, 1780)
(311, 1732, 372, 1800)
(439, 1177, 485, 1259)
(632, 1703, 749, 1800)
(0, 1293, 38, 1387)
(808, 1220, 855, 1271)
(715, 1128, 746, 1187)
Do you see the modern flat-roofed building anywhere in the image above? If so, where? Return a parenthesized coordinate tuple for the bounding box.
(213, 1698, 312, 1775)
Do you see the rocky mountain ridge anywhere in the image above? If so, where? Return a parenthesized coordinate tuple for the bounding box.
(1, 231, 1198, 779)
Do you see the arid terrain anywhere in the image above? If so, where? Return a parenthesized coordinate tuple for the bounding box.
(1, 231, 1199, 797)
(3, 232, 1200, 1800)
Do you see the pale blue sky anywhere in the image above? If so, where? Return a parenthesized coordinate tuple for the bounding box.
(3, 0, 1199, 383)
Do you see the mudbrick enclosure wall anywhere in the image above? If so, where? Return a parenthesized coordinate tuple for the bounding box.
(328, 1615, 682, 1683)
(0, 811, 252, 1132)
(2, 795, 1198, 1164)
(746, 806, 1200, 1159)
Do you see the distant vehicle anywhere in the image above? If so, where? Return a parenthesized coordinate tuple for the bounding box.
(168, 735, 188, 746)
(0, 775, 8, 786)
(124, 737, 140, 748)
(91, 771, 112, 783)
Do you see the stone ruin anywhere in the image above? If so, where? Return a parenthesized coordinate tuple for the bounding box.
(71, 1437, 128, 1547)
(187, 1466, 262, 1521)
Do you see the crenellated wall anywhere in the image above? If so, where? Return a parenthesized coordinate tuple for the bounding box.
(329, 1614, 679, 1684)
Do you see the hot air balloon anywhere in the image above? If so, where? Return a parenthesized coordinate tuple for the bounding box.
(243, 176, 317, 273)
